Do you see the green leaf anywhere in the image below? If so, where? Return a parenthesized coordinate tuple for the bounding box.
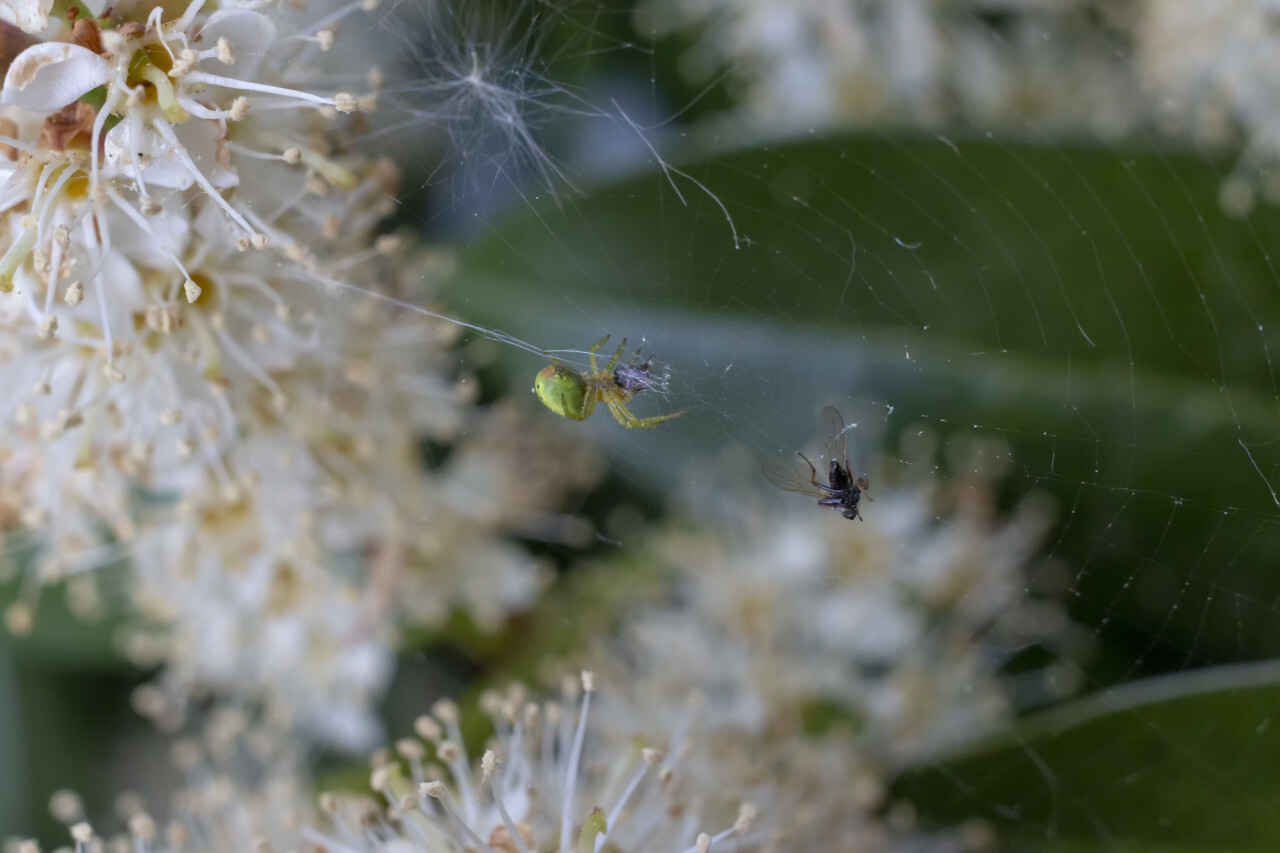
(894, 661, 1280, 851)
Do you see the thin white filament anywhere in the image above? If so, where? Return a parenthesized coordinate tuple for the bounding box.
(105, 190, 197, 301)
(560, 686, 591, 853)
(285, 268, 551, 358)
(297, 828, 360, 853)
(433, 711, 478, 829)
(43, 220, 63, 316)
(89, 86, 124, 203)
(488, 774, 531, 853)
(213, 326, 285, 397)
(420, 790, 499, 853)
(595, 756, 652, 852)
(183, 71, 338, 106)
(86, 212, 115, 366)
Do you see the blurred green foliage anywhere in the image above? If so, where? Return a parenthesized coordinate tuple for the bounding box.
(896, 661, 1280, 850)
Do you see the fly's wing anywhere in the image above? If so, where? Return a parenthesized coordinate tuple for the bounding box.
(817, 406, 852, 472)
(762, 454, 828, 497)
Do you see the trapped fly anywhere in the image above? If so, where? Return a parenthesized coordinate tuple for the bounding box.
(764, 406, 872, 521)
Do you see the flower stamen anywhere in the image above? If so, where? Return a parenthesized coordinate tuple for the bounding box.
(150, 117, 261, 242)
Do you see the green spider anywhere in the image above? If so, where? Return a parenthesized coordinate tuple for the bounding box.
(533, 335, 686, 429)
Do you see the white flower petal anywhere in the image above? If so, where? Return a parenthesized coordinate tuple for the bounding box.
(104, 116, 239, 191)
(98, 249, 146, 335)
(2, 43, 112, 110)
(197, 9, 276, 79)
(0, 0, 52, 34)
(107, 196, 193, 270)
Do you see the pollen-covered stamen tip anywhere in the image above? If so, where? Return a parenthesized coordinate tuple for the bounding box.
(215, 37, 234, 65)
(436, 740, 464, 764)
(414, 714, 442, 742)
(317, 792, 340, 815)
(170, 48, 199, 78)
(127, 814, 156, 843)
(395, 737, 426, 763)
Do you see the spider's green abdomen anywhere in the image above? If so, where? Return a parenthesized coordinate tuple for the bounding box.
(534, 364, 589, 420)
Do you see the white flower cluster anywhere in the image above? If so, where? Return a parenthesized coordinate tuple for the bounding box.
(42, 676, 761, 853)
(566, 441, 1077, 847)
(0, 0, 585, 748)
(43, 706, 319, 853)
(637, 0, 1140, 135)
(1136, 0, 1280, 214)
(315, 673, 759, 853)
(609, 453, 1075, 763)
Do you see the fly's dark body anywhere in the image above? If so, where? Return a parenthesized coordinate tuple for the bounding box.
(816, 457, 864, 521)
(764, 406, 873, 522)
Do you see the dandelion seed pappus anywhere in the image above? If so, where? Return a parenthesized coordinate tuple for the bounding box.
(533, 335, 686, 429)
(764, 406, 873, 521)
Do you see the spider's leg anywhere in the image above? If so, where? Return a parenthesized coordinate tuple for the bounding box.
(604, 338, 627, 373)
(588, 335, 611, 374)
(605, 398, 643, 428)
(579, 390, 596, 420)
(626, 409, 688, 428)
(606, 398, 686, 429)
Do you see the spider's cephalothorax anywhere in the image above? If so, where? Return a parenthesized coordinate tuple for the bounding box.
(534, 336, 685, 429)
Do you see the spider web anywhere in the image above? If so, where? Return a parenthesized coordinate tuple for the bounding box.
(369, 1, 1280, 848)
